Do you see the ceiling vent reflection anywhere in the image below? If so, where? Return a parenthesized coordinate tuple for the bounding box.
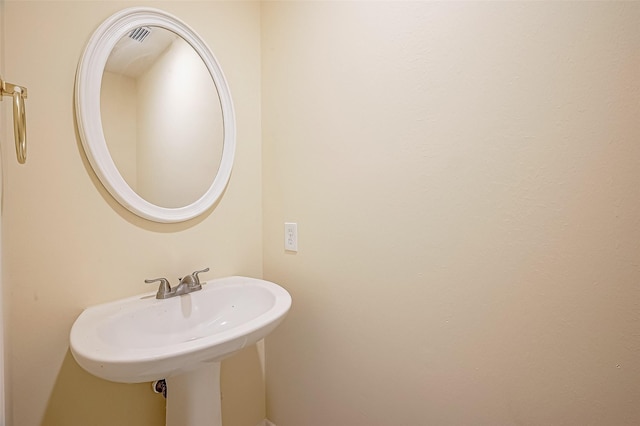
(129, 26, 151, 43)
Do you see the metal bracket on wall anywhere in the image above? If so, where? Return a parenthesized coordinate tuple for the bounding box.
(1, 76, 28, 164)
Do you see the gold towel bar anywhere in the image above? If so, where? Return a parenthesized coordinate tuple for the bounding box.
(1, 76, 28, 164)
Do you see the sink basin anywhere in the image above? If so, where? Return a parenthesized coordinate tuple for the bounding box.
(70, 276, 291, 383)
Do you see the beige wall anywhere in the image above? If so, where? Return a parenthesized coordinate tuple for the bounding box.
(0, 0, 6, 421)
(2, 1, 263, 425)
(101, 71, 137, 189)
(262, 2, 640, 425)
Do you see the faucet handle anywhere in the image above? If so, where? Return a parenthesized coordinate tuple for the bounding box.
(145, 277, 172, 299)
(192, 267, 210, 285)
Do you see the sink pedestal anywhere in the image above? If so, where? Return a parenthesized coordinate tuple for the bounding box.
(166, 363, 222, 426)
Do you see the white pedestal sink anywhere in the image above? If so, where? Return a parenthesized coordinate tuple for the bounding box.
(70, 276, 291, 426)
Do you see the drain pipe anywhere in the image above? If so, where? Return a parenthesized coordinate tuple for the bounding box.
(152, 379, 167, 398)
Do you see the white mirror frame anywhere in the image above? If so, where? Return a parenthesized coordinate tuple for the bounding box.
(75, 7, 236, 223)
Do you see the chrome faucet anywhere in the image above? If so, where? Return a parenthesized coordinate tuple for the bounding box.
(145, 267, 210, 299)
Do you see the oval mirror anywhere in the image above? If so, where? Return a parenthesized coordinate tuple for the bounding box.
(75, 7, 235, 223)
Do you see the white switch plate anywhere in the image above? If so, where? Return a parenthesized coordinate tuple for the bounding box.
(284, 222, 298, 252)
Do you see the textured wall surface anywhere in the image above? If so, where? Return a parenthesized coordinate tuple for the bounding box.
(262, 2, 640, 425)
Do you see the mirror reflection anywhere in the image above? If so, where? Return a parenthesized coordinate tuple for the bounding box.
(100, 26, 223, 209)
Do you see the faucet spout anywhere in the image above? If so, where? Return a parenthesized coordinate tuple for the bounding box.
(171, 281, 192, 297)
